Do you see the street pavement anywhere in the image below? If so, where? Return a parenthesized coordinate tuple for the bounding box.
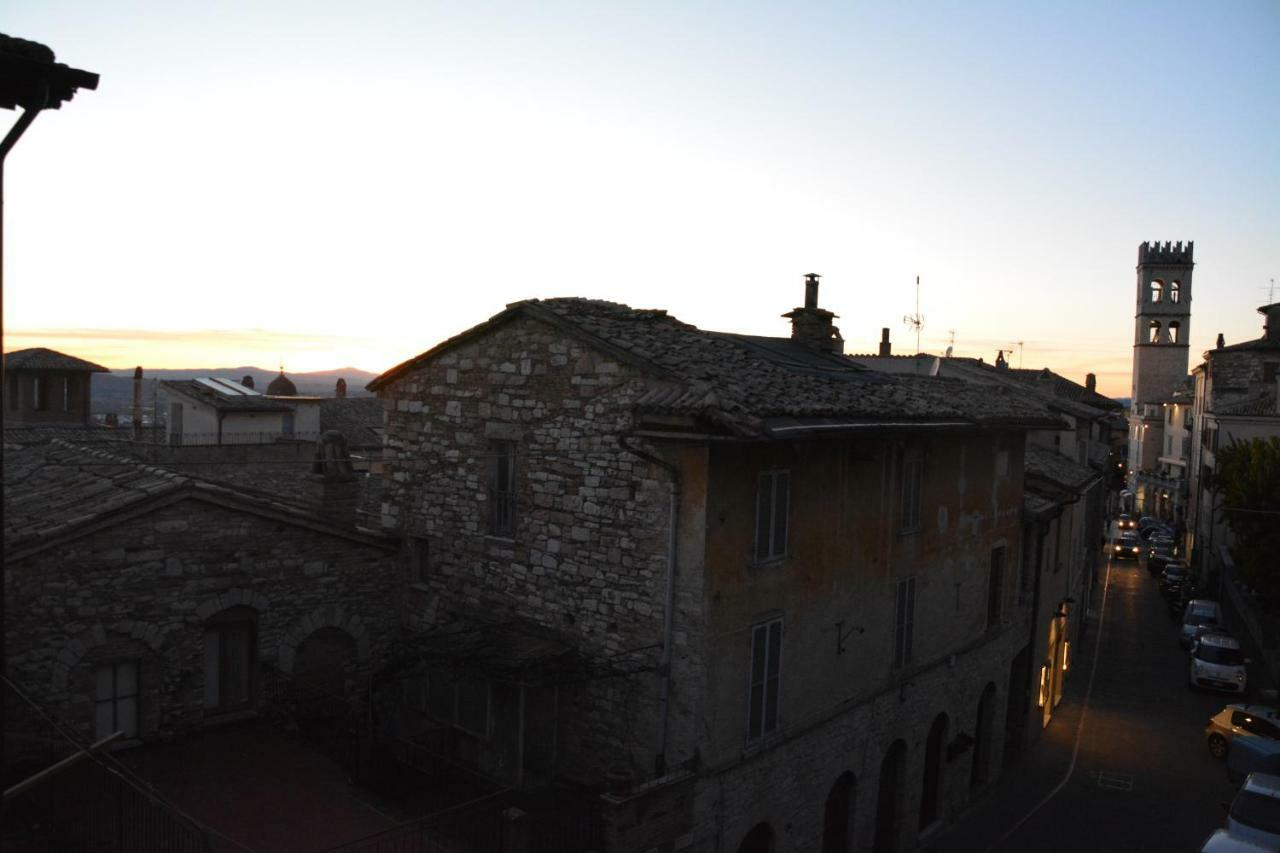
(931, 545, 1267, 853)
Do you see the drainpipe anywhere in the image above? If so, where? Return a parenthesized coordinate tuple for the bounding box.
(621, 434, 680, 777)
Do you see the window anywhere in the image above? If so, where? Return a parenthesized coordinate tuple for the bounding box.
(987, 547, 1006, 629)
(203, 608, 256, 712)
(747, 618, 782, 741)
(1148, 320, 1162, 344)
(1168, 320, 1181, 344)
(894, 577, 916, 668)
(754, 471, 790, 562)
(1169, 280, 1181, 303)
(1150, 280, 1164, 303)
(900, 450, 922, 532)
(488, 440, 517, 537)
(410, 536, 430, 583)
(95, 661, 139, 740)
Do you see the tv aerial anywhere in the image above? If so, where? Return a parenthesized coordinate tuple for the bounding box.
(902, 275, 924, 355)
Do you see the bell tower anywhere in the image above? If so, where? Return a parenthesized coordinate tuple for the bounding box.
(1131, 240, 1193, 409)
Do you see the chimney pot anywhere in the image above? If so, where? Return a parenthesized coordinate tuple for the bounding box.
(1216, 333, 1225, 349)
(1261, 303, 1280, 343)
(804, 273, 821, 309)
(879, 328, 892, 357)
(132, 367, 143, 441)
(1086, 373, 1097, 392)
(242, 375, 255, 390)
(335, 377, 347, 399)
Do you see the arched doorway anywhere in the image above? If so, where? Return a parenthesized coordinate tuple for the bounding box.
(971, 683, 997, 792)
(920, 713, 948, 828)
(822, 772, 856, 853)
(873, 739, 907, 853)
(737, 822, 774, 853)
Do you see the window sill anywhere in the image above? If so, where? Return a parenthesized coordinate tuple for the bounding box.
(741, 729, 785, 756)
(485, 535, 516, 545)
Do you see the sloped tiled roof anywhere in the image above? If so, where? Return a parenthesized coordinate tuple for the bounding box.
(4, 347, 109, 372)
(1213, 389, 1279, 418)
(1004, 367, 1124, 412)
(161, 380, 294, 413)
(1024, 443, 1099, 492)
(3, 438, 390, 557)
(371, 298, 1062, 436)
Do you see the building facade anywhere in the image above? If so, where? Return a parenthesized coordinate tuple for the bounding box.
(369, 283, 1065, 852)
(3, 347, 109, 427)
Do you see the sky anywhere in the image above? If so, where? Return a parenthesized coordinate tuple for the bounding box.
(3, 1, 1278, 396)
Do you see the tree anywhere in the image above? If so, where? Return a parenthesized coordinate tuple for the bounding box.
(1212, 436, 1280, 604)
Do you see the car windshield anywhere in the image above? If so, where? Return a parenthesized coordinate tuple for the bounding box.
(1197, 645, 1245, 666)
(1231, 790, 1280, 835)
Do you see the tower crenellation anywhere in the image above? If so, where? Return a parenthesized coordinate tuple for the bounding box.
(1138, 240, 1194, 265)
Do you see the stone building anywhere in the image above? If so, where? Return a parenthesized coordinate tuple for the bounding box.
(3, 435, 399, 757)
(3, 346, 109, 427)
(1127, 240, 1194, 518)
(368, 279, 1064, 852)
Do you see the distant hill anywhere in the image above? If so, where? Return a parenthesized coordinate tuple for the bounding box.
(90, 366, 378, 417)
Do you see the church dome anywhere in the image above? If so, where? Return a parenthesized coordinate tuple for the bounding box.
(267, 370, 297, 396)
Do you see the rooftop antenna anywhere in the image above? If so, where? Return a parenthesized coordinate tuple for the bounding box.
(945, 329, 956, 358)
(903, 275, 924, 355)
(1012, 341, 1025, 369)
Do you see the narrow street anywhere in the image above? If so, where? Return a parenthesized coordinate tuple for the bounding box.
(944, 548, 1254, 852)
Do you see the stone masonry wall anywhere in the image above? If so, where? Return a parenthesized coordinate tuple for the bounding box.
(5, 497, 398, 749)
(377, 315, 699, 784)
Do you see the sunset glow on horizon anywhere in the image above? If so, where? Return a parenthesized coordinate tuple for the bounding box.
(4, 2, 1277, 398)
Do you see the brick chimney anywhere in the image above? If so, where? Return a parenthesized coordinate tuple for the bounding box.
(335, 377, 347, 399)
(783, 273, 843, 354)
(242, 375, 255, 390)
(305, 430, 358, 526)
(1261, 303, 1280, 343)
(1086, 373, 1096, 393)
(1216, 333, 1225, 349)
(879, 328, 892, 356)
(132, 367, 142, 440)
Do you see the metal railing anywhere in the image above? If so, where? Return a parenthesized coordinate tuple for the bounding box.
(3, 677, 213, 853)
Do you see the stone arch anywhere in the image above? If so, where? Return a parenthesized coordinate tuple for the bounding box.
(194, 587, 271, 624)
(1150, 279, 1164, 303)
(920, 713, 949, 829)
(1148, 319, 1162, 343)
(822, 771, 856, 853)
(52, 621, 166, 693)
(971, 682, 999, 792)
(277, 604, 370, 675)
(1167, 320, 1181, 344)
(1169, 280, 1181, 303)
(736, 822, 775, 853)
(873, 739, 908, 853)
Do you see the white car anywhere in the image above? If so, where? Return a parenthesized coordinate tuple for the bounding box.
(1182, 600, 1223, 648)
(1223, 773, 1280, 849)
(1190, 634, 1249, 693)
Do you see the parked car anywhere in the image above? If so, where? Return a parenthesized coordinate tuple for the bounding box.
(1112, 532, 1143, 560)
(1190, 624, 1234, 651)
(1221, 772, 1280, 848)
(1148, 546, 1175, 575)
(1137, 516, 1161, 533)
(1229, 733, 1280, 785)
(1117, 513, 1136, 530)
(1209, 705, 1280, 760)
(1199, 828, 1276, 852)
(1191, 634, 1250, 694)
(1182, 600, 1224, 648)
(1161, 563, 1190, 596)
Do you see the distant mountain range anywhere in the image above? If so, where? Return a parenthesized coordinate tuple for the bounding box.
(90, 366, 378, 416)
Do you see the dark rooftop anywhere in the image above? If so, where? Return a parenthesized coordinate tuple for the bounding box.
(4, 347, 110, 373)
(1024, 443, 1099, 494)
(370, 298, 1063, 436)
(161, 380, 295, 413)
(319, 396, 384, 449)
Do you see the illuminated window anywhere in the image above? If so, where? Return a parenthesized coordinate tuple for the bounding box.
(1150, 280, 1164, 303)
(1168, 321, 1181, 344)
(1148, 320, 1162, 344)
(1169, 280, 1181, 303)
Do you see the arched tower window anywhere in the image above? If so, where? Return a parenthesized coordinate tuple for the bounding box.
(1169, 281, 1180, 303)
(1150, 280, 1164, 303)
(1148, 320, 1162, 344)
(1168, 321, 1181, 344)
